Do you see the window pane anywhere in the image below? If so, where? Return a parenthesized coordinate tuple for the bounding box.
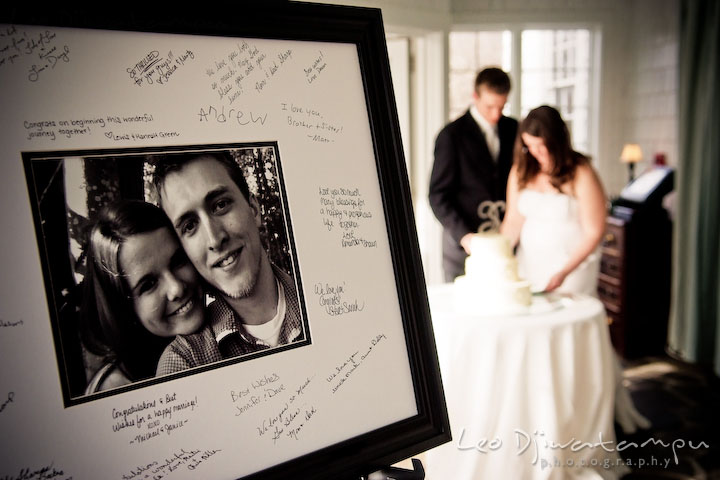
(448, 28, 593, 155)
(521, 29, 591, 153)
(448, 31, 511, 120)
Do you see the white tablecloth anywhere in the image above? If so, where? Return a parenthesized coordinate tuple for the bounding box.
(424, 285, 627, 479)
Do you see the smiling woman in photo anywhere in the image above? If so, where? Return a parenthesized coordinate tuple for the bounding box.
(81, 199, 206, 393)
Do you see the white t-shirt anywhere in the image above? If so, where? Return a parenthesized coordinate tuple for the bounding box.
(243, 280, 286, 347)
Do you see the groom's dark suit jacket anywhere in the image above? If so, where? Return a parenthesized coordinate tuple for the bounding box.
(429, 109, 518, 282)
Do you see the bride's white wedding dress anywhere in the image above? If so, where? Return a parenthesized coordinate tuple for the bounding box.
(516, 189, 600, 294)
(516, 188, 651, 435)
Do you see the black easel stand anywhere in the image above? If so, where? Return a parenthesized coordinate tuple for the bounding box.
(360, 458, 424, 480)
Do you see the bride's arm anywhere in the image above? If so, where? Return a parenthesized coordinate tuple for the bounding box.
(500, 164, 524, 248)
(545, 163, 607, 291)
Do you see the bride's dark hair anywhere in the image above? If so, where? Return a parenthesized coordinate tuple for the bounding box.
(80, 200, 175, 384)
(514, 105, 589, 191)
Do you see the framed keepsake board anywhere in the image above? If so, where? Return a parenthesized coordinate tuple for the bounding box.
(0, 3, 450, 480)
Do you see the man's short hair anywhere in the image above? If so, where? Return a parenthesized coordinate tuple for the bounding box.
(475, 67, 511, 95)
(150, 151, 251, 205)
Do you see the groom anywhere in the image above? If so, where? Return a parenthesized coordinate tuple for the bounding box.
(151, 151, 304, 374)
(429, 67, 518, 282)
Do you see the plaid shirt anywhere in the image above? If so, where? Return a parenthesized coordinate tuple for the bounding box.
(156, 265, 305, 376)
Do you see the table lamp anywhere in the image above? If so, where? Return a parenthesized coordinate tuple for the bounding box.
(620, 143, 643, 182)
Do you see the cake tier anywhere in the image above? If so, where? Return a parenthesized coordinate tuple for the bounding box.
(453, 275, 532, 316)
(464, 255, 521, 282)
(468, 232, 513, 257)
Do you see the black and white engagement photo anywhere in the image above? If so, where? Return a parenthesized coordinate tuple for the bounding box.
(24, 143, 309, 405)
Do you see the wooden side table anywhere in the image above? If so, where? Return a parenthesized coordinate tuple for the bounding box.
(597, 207, 672, 358)
(598, 216, 628, 355)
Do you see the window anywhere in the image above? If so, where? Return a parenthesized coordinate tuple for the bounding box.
(449, 28, 596, 156)
(449, 31, 512, 120)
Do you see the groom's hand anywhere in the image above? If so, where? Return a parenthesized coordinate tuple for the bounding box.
(460, 233, 474, 255)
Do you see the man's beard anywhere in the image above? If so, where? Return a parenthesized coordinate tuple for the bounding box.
(222, 272, 258, 299)
(218, 252, 261, 300)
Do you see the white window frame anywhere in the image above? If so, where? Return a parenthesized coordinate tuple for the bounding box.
(449, 23, 602, 163)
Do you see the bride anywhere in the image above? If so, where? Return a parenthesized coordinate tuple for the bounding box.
(500, 105, 606, 295)
(501, 105, 650, 434)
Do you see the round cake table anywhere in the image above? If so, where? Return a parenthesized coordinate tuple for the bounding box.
(424, 284, 628, 480)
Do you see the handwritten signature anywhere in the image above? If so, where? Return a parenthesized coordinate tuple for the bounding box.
(328, 334, 387, 394)
(0, 318, 24, 328)
(0, 392, 15, 414)
(121, 448, 221, 480)
(1, 463, 70, 480)
(253, 376, 317, 445)
(27, 45, 70, 82)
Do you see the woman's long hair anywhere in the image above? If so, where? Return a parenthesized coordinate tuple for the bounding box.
(80, 200, 176, 382)
(514, 105, 589, 191)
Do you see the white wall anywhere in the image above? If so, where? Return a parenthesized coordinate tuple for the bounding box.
(299, 0, 452, 31)
(624, 0, 680, 174)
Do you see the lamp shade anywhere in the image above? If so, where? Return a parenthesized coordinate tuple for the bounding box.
(620, 143, 643, 163)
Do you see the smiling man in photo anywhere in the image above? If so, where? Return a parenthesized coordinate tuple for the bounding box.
(151, 151, 304, 375)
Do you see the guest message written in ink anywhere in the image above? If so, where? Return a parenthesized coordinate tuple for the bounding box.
(0, 25, 70, 83)
(327, 334, 388, 395)
(110, 392, 199, 445)
(22, 114, 180, 143)
(1, 316, 21, 420)
(0, 463, 73, 480)
(282, 101, 345, 144)
(205, 40, 293, 104)
(120, 448, 221, 480)
(0, 391, 14, 415)
(313, 281, 365, 317)
(126, 49, 195, 87)
(230, 372, 318, 446)
(0, 316, 24, 328)
(318, 186, 377, 248)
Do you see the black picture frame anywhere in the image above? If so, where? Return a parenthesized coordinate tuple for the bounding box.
(3, 2, 450, 479)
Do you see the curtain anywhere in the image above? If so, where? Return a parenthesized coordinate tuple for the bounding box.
(668, 0, 720, 374)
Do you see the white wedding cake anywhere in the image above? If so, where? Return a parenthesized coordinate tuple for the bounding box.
(454, 232, 532, 316)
